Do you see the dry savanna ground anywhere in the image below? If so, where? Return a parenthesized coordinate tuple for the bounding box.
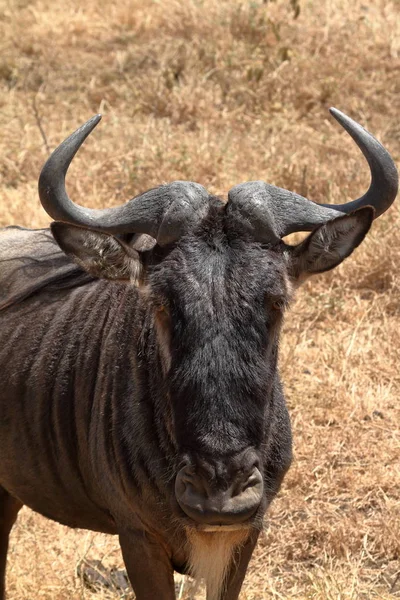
(0, 0, 399, 598)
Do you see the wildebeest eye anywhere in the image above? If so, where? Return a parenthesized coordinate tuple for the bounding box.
(272, 299, 285, 311)
(266, 296, 286, 312)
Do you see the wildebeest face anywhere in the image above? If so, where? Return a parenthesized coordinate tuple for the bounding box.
(147, 201, 291, 526)
(52, 197, 373, 528)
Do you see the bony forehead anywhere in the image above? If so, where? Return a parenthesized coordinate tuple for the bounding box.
(152, 240, 291, 301)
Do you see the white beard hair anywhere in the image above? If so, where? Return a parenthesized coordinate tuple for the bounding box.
(185, 528, 250, 600)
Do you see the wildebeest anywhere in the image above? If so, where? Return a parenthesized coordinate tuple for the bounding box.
(0, 108, 397, 600)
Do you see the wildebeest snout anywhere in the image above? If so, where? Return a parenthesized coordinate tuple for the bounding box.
(175, 452, 263, 527)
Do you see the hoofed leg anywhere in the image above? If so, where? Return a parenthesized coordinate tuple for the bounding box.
(0, 487, 23, 600)
(119, 528, 176, 600)
(218, 530, 260, 600)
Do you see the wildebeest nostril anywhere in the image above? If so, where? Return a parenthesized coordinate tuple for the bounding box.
(236, 470, 262, 495)
(175, 467, 207, 514)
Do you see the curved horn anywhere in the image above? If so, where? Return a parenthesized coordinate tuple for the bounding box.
(38, 116, 209, 245)
(326, 108, 398, 218)
(227, 108, 398, 241)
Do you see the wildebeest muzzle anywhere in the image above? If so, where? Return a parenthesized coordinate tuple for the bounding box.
(174, 449, 263, 528)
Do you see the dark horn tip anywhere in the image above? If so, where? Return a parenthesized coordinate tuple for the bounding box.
(91, 113, 102, 124)
(78, 114, 102, 135)
(67, 114, 102, 143)
(329, 106, 343, 118)
(329, 107, 361, 131)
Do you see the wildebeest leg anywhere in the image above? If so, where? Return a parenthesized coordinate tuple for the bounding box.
(218, 530, 260, 600)
(0, 487, 23, 600)
(119, 529, 176, 600)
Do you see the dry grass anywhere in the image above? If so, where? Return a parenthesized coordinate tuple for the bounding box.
(0, 0, 399, 597)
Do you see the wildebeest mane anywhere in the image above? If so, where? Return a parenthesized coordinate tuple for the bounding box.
(0, 226, 93, 310)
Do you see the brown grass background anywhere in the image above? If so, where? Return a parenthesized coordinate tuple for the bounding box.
(0, 0, 399, 598)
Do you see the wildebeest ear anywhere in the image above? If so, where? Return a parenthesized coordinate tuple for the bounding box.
(289, 207, 374, 281)
(51, 222, 143, 282)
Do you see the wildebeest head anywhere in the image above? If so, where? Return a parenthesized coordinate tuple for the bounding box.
(40, 110, 398, 530)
